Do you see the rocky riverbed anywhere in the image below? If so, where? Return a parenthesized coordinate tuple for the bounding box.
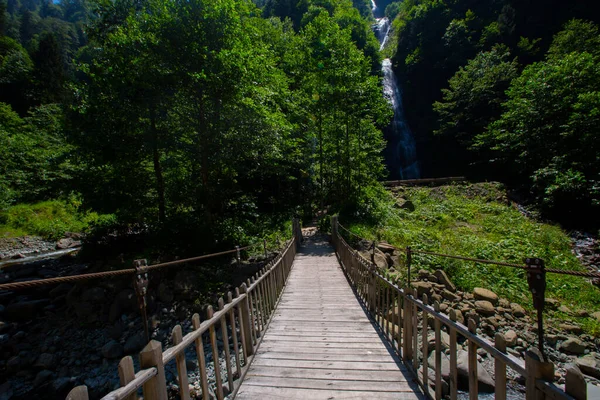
(0, 246, 276, 400)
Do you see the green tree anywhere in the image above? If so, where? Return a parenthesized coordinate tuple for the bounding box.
(476, 20, 600, 221)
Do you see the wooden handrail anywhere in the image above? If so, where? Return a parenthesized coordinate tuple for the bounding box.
(330, 215, 582, 400)
(66, 218, 301, 400)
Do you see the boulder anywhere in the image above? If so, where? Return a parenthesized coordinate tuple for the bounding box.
(34, 370, 53, 387)
(359, 250, 388, 270)
(411, 282, 433, 298)
(504, 330, 518, 347)
(473, 288, 498, 305)
(434, 270, 456, 292)
(109, 289, 137, 323)
(558, 305, 573, 315)
(427, 331, 450, 352)
(558, 338, 586, 355)
(591, 311, 600, 323)
(457, 350, 495, 392)
(575, 355, 600, 379)
(395, 198, 415, 211)
(376, 242, 396, 254)
(441, 290, 460, 302)
(124, 333, 146, 354)
(56, 238, 73, 250)
(510, 303, 526, 317)
(428, 351, 451, 379)
(474, 300, 495, 316)
(102, 340, 124, 359)
(559, 324, 583, 335)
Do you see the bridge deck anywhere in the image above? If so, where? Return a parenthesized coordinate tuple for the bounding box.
(236, 233, 424, 399)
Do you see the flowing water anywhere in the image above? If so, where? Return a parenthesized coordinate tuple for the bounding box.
(373, 4, 421, 180)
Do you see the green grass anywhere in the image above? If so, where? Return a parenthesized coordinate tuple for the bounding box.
(343, 182, 600, 336)
(0, 198, 116, 240)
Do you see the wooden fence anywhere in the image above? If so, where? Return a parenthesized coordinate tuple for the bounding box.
(331, 216, 586, 400)
(66, 219, 301, 400)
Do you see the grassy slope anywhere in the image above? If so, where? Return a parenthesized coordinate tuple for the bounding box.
(345, 182, 600, 335)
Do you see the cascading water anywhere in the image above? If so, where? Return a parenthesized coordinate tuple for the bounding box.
(373, 4, 421, 179)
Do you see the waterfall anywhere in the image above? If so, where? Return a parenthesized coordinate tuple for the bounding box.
(373, 10, 421, 179)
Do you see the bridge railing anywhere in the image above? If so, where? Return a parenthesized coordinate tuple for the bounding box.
(66, 219, 302, 400)
(331, 216, 584, 400)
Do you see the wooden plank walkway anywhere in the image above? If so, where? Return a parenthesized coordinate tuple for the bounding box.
(236, 233, 424, 399)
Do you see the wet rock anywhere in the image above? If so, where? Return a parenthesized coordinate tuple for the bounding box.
(474, 300, 495, 316)
(102, 340, 124, 359)
(473, 288, 498, 305)
(434, 270, 456, 292)
(559, 338, 586, 355)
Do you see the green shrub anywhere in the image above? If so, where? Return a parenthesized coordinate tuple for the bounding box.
(0, 197, 115, 240)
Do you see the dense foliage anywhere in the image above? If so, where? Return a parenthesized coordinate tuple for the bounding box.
(0, 0, 392, 244)
(389, 0, 600, 226)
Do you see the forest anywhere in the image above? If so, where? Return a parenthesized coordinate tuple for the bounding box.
(386, 0, 600, 226)
(0, 0, 599, 249)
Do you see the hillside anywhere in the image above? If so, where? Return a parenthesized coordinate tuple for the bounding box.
(341, 182, 600, 336)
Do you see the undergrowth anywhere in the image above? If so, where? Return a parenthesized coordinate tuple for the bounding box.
(0, 195, 116, 240)
(342, 182, 600, 336)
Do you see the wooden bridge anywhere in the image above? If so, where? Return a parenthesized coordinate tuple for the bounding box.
(66, 218, 586, 400)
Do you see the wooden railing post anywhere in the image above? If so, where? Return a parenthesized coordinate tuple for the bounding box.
(448, 310, 458, 400)
(66, 386, 88, 400)
(495, 333, 507, 400)
(467, 319, 478, 400)
(118, 356, 136, 400)
(140, 340, 167, 400)
(191, 314, 210, 400)
(239, 284, 254, 356)
(172, 325, 190, 400)
(402, 288, 412, 364)
(525, 349, 554, 400)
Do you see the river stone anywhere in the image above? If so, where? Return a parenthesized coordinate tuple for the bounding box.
(434, 270, 456, 292)
(102, 340, 124, 359)
(56, 239, 73, 249)
(34, 370, 54, 387)
(576, 355, 600, 379)
(474, 300, 495, 316)
(457, 350, 495, 392)
(124, 333, 146, 354)
(426, 367, 449, 396)
(504, 330, 518, 347)
(473, 288, 498, 305)
(440, 289, 459, 302)
(510, 303, 526, 317)
(559, 323, 583, 334)
(559, 338, 586, 355)
(411, 282, 433, 298)
(428, 351, 450, 379)
(34, 353, 54, 370)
